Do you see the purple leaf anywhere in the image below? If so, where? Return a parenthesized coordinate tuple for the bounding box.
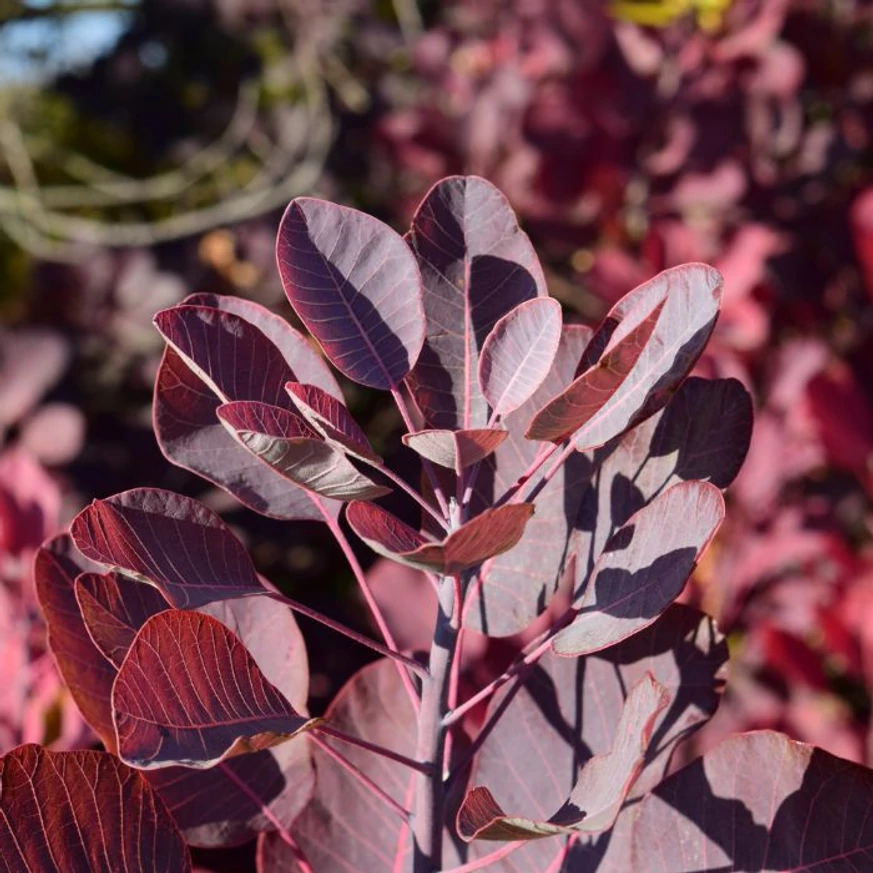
(402, 427, 509, 472)
(559, 264, 722, 450)
(458, 675, 668, 842)
(346, 501, 535, 574)
(153, 294, 341, 521)
(463, 606, 726, 872)
(75, 571, 170, 667)
(0, 744, 191, 873)
(69, 489, 265, 608)
(113, 610, 318, 769)
(33, 535, 117, 750)
(259, 659, 463, 873)
(572, 377, 752, 591)
(405, 175, 549, 430)
(525, 300, 665, 445)
(217, 400, 390, 501)
(631, 730, 873, 872)
(554, 481, 725, 656)
(464, 326, 595, 636)
(286, 381, 379, 463)
(276, 198, 425, 389)
(479, 298, 563, 417)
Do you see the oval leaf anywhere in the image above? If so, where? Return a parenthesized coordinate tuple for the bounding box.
(479, 297, 563, 417)
(286, 381, 379, 463)
(405, 175, 549, 430)
(402, 427, 509, 472)
(553, 481, 725, 657)
(277, 198, 425, 389)
(458, 675, 669, 842)
(113, 610, 318, 769)
(153, 294, 341, 522)
(217, 401, 390, 501)
(346, 501, 534, 574)
(0, 745, 191, 873)
(70, 489, 264, 608)
(526, 299, 665, 444)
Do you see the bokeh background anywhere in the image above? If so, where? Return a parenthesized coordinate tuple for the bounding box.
(4, 0, 873, 864)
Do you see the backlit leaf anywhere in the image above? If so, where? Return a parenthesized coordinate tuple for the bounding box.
(402, 427, 509, 472)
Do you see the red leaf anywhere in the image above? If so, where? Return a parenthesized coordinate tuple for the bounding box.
(554, 481, 725, 656)
(405, 176, 549, 430)
(0, 744, 190, 873)
(217, 400, 390, 501)
(346, 501, 535, 574)
(402, 427, 509, 472)
(286, 381, 379, 463)
(153, 294, 341, 521)
(478, 297, 563, 417)
(457, 675, 669, 841)
(277, 198, 425, 389)
(525, 299, 665, 444)
(113, 610, 318, 769)
(34, 535, 117, 750)
(70, 489, 264, 608)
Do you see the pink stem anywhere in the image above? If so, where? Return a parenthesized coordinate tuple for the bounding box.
(317, 499, 421, 711)
(442, 842, 525, 872)
(375, 462, 448, 530)
(219, 763, 314, 871)
(493, 441, 561, 507)
(317, 724, 435, 775)
(310, 734, 409, 820)
(265, 591, 427, 678)
(544, 834, 579, 873)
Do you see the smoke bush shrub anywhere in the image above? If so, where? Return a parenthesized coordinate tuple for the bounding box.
(12, 176, 873, 872)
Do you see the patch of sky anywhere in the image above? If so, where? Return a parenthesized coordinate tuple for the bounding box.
(0, 0, 138, 84)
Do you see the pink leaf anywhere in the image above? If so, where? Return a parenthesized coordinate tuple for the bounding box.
(217, 400, 389, 501)
(113, 610, 318, 769)
(458, 675, 669, 841)
(402, 427, 509, 472)
(70, 489, 265, 608)
(277, 198, 425, 389)
(479, 297, 563, 417)
(0, 744, 191, 873)
(554, 481, 725, 656)
(346, 501, 535, 574)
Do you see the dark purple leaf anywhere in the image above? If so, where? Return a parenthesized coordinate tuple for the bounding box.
(75, 571, 170, 667)
(464, 326, 595, 636)
(286, 381, 379, 463)
(458, 675, 668, 841)
(276, 198, 425, 389)
(259, 659, 463, 873)
(69, 488, 264, 608)
(558, 264, 722, 450)
(34, 535, 117, 750)
(346, 501, 535, 574)
(462, 606, 726, 872)
(554, 481, 724, 656)
(113, 610, 318, 769)
(153, 294, 341, 521)
(0, 744, 191, 873)
(402, 427, 509, 472)
(217, 400, 390, 501)
(631, 730, 873, 872)
(479, 297, 563, 417)
(525, 300, 665, 445)
(405, 175, 549, 430)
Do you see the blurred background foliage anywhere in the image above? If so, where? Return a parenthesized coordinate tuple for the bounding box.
(5, 0, 873, 835)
